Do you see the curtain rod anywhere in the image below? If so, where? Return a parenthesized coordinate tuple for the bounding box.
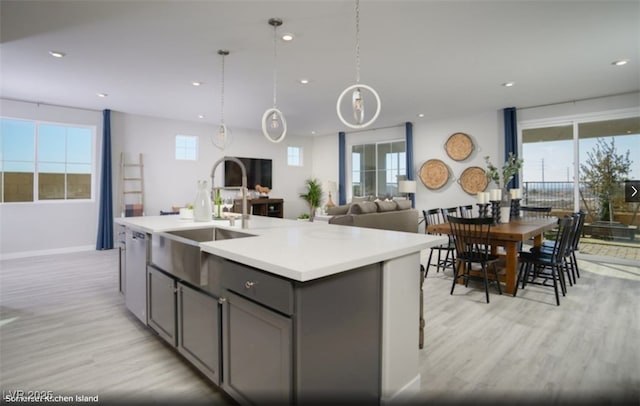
(1, 97, 103, 113)
(517, 90, 639, 111)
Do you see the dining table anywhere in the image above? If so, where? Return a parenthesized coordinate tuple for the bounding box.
(427, 216, 559, 294)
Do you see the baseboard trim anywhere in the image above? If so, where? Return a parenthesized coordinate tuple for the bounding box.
(0, 245, 96, 260)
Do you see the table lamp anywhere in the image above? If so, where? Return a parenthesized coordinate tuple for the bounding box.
(399, 180, 417, 206)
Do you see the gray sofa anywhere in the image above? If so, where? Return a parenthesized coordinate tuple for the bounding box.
(327, 199, 418, 233)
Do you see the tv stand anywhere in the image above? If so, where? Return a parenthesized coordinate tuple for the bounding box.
(233, 198, 283, 218)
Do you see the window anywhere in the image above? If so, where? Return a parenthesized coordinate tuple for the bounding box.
(352, 140, 406, 197)
(287, 146, 303, 166)
(175, 135, 198, 160)
(0, 118, 94, 203)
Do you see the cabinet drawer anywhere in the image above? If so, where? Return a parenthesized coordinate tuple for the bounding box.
(221, 260, 293, 315)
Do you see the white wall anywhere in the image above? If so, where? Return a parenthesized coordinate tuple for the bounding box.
(0, 99, 103, 258)
(110, 112, 314, 219)
(412, 111, 503, 217)
(0, 101, 314, 258)
(310, 115, 505, 230)
(310, 133, 339, 203)
(310, 93, 639, 234)
(3, 93, 635, 257)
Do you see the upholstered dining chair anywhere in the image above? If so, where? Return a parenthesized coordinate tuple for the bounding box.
(447, 215, 502, 304)
(423, 209, 456, 277)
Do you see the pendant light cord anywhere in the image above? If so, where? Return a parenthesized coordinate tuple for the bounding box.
(355, 0, 361, 84)
(220, 52, 226, 124)
(272, 24, 278, 107)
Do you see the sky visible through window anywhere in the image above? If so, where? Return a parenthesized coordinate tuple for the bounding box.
(522, 134, 639, 182)
(1, 119, 92, 173)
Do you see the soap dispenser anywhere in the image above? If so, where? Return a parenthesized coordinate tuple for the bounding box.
(193, 180, 213, 222)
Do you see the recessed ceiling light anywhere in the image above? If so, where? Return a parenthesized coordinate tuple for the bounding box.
(49, 51, 66, 58)
(299, 79, 310, 84)
(96, 93, 108, 98)
(612, 59, 628, 66)
(197, 114, 205, 119)
(282, 33, 294, 41)
(502, 82, 515, 87)
(191, 81, 203, 86)
(417, 113, 425, 118)
(311, 131, 316, 135)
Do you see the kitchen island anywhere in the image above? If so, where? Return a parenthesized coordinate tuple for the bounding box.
(115, 215, 446, 404)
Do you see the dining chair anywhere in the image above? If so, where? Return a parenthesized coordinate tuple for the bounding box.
(534, 210, 586, 285)
(514, 216, 574, 306)
(519, 206, 554, 249)
(441, 207, 459, 221)
(459, 205, 474, 218)
(423, 209, 456, 277)
(521, 206, 552, 218)
(447, 215, 502, 304)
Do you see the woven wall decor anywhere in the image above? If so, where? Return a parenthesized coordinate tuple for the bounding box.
(458, 166, 489, 195)
(445, 132, 474, 161)
(419, 159, 449, 190)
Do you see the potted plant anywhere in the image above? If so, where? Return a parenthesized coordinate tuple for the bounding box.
(484, 152, 524, 203)
(484, 153, 523, 222)
(299, 178, 323, 221)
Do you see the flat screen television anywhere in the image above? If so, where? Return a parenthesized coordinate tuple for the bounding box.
(224, 157, 272, 190)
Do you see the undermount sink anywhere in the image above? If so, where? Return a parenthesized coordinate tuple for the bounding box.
(151, 227, 255, 290)
(164, 227, 254, 244)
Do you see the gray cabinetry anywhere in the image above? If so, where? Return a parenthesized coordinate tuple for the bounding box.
(218, 257, 381, 404)
(147, 266, 177, 346)
(125, 228, 148, 324)
(177, 282, 220, 385)
(222, 292, 292, 404)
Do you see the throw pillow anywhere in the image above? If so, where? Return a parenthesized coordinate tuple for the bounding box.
(327, 204, 350, 216)
(376, 200, 397, 212)
(348, 201, 378, 214)
(395, 200, 412, 210)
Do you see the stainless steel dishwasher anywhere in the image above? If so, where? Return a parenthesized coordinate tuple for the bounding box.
(125, 228, 148, 324)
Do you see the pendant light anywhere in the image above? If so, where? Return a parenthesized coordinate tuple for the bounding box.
(212, 49, 231, 149)
(336, 0, 381, 129)
(262, 17, 287, 143)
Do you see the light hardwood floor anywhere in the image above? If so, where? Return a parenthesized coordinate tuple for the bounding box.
(1, 250, 638, 404)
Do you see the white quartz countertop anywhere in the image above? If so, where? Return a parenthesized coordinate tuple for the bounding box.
(115, 215, 447, 282)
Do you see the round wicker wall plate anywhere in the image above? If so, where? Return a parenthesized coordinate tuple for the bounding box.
(445, 132, 474, 161)
(419, 159, 449, 190)
(458, 166, 488, 195)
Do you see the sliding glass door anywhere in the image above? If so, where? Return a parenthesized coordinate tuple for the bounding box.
(521, 113, 640, 263)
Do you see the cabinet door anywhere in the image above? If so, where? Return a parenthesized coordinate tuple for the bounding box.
(222, 292, 292, 404)
(147, 267, 177, 346)
(177, 283, 220, 385)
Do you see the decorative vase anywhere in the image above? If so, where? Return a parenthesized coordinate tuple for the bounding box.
(499, 189, 511, 223)
(499, 206, 511, 223)
(193, 180, 212, 222)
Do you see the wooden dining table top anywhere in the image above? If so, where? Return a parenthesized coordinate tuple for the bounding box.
(427, 217, 559, 242)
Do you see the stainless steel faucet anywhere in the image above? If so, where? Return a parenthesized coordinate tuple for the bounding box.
(210, 156, 249, 229)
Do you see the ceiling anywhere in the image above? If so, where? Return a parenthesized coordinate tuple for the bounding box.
(1, 0, 639, 137)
